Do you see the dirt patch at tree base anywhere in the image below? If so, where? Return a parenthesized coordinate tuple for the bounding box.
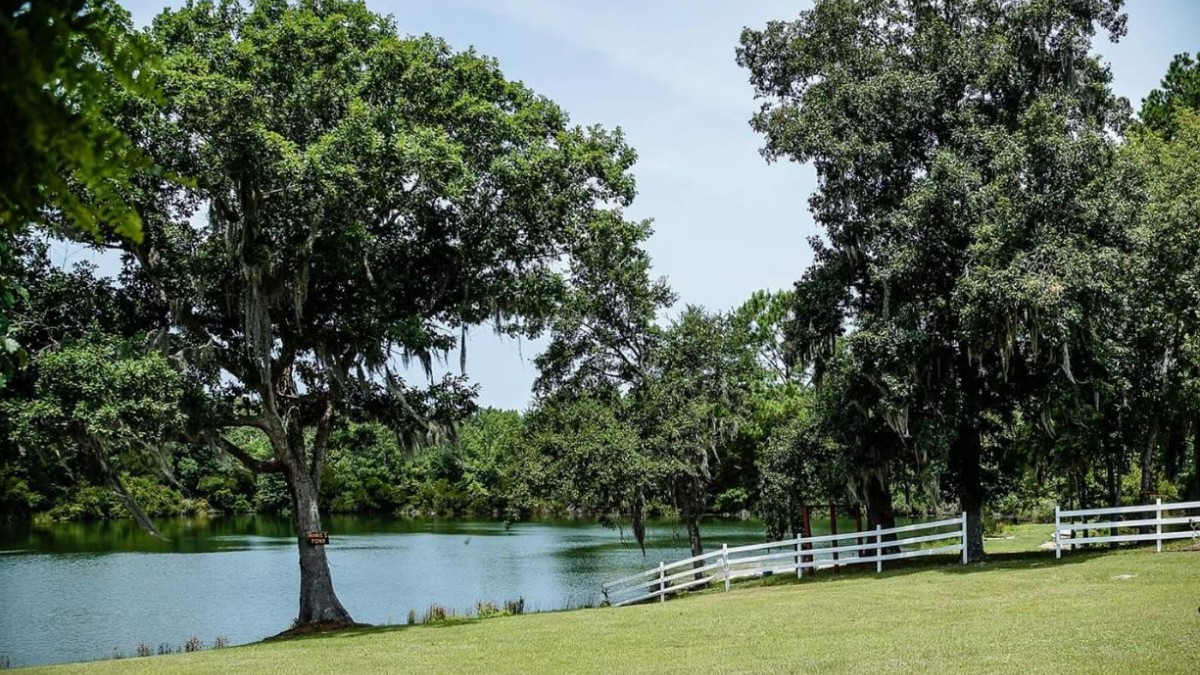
(265, 621, 372, 642)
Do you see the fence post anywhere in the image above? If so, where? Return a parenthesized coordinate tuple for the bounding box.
(875, 524, 883, 574)
(830, 503, 840, 572)
(722, 544, 730, 591)
(801, 504, 812, 578)
(796, 534, 803, 579)
(854, 505, 864, 555)
(659, 561, 665, 603)
(961, 511, 968, 565)
(1156, 498, 1163, 553)
(1054, 505, 1061, 560)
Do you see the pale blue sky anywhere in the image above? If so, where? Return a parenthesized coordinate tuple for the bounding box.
(109, 0, 1200, 411)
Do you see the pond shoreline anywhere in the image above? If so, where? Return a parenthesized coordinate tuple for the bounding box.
(0, 514, 779, 668)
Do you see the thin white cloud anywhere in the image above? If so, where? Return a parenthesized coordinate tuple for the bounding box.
(455, 0, 804, 114)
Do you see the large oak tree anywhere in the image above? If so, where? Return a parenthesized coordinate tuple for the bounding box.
(739, 0, 1131, 559)
(110, 0, 637, 626)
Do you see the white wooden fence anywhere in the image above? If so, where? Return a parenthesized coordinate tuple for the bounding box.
(1054, 498, 1200, 558)
(602, 513, 969, 607)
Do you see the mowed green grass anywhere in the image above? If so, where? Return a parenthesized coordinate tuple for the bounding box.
(27, 526, 1200, 674)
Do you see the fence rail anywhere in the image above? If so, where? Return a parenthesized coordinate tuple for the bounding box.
(1054, 499, 1200, 558)
(602, 513, 968, 607)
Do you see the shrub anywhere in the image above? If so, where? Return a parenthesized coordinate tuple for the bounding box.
(184, 637, 204, 653)
(474, 601, 501, 619)
(714, 488, 750, 514)
(197, 475, 252, 513)
(123, 476, 189, 517)
(422, 604, 454, 624)
(983, 516, 1008, 537)
(47, 484, 121, 520)
(504, 597, 525, 616)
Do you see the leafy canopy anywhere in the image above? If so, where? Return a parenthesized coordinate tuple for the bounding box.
(1, 0, 157, 387)
(118, 0, 640, 447)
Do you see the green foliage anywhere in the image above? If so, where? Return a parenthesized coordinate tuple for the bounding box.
(1, 0, 153, 242)
(3, 335, 185, 466)
(647, 307, 760, 524)
(712, 488, 750, 514)
(317, 412, 533, 516)
(128, 0, 638, 407)
(0, 0, 160, 387)
(756, 417, 822, 539)
(253, 473, 292, 514)
(322, 423, 409, 513)
(525, 397, 649, 523)
(196, 474, 252, 514)
(0, 462, 43, 515)
(45, 475, 200, 520)
(47, 484, 121, 520)
(456, 409, 528, 515)
(1139, 52, 1200, 139)
(535, 212, 675, 399)
(0, 333, 188, 530)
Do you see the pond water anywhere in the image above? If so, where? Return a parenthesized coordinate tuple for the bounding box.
(0, 514, 865, 667)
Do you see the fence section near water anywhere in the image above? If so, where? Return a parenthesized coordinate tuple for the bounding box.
(1054, 499, 1200, 558)
(602, 513, 968, 607)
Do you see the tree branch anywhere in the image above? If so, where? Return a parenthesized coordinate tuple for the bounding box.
(215, 435, 284, 474)
(310, 396, 336, 487)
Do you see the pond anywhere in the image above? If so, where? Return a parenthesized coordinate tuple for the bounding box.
(0, 514, 861, 667)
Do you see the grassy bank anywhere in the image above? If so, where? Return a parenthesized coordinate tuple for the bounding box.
(27, 526, 1200, 674)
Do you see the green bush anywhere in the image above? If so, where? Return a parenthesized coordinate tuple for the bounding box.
(0, 465, 42, 515)
(714, 487, 750, 514)
(197, 474, 251, 513)
(123, 475, 189, 516)
(253, 473, 291, 514)
(47, 484, 127, 520)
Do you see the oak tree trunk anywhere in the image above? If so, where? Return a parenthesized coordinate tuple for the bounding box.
(1164, 423, 1184, 482)
(953, 346, 985, 562)
(682, 499, 704, 580)
(1140, 419, 1159, 500)
(864, 476, 899, 554)
(951, 418, 985, 562)
(1193, 424, 1200, 499)
(1103, 449, 1121, 547)
(284, 447, 352, 626)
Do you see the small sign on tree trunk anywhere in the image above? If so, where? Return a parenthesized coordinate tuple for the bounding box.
(306, 531, 329, 546)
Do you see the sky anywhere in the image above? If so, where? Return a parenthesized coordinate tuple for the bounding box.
(106, 0, 1200, 411)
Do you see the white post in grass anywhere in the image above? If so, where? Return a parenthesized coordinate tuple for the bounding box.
(722, 544, 730, 591)
(1156, 498, 1163, 553)
(961, 511, 969, 565)
(1054, 505, 1061, 560)
(795, 534, 802, 579)
(875, 524, 883, 574)
(659, 561, 666, 603)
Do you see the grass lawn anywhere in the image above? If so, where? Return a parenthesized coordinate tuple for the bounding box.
(26, 525, 1200, 674)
